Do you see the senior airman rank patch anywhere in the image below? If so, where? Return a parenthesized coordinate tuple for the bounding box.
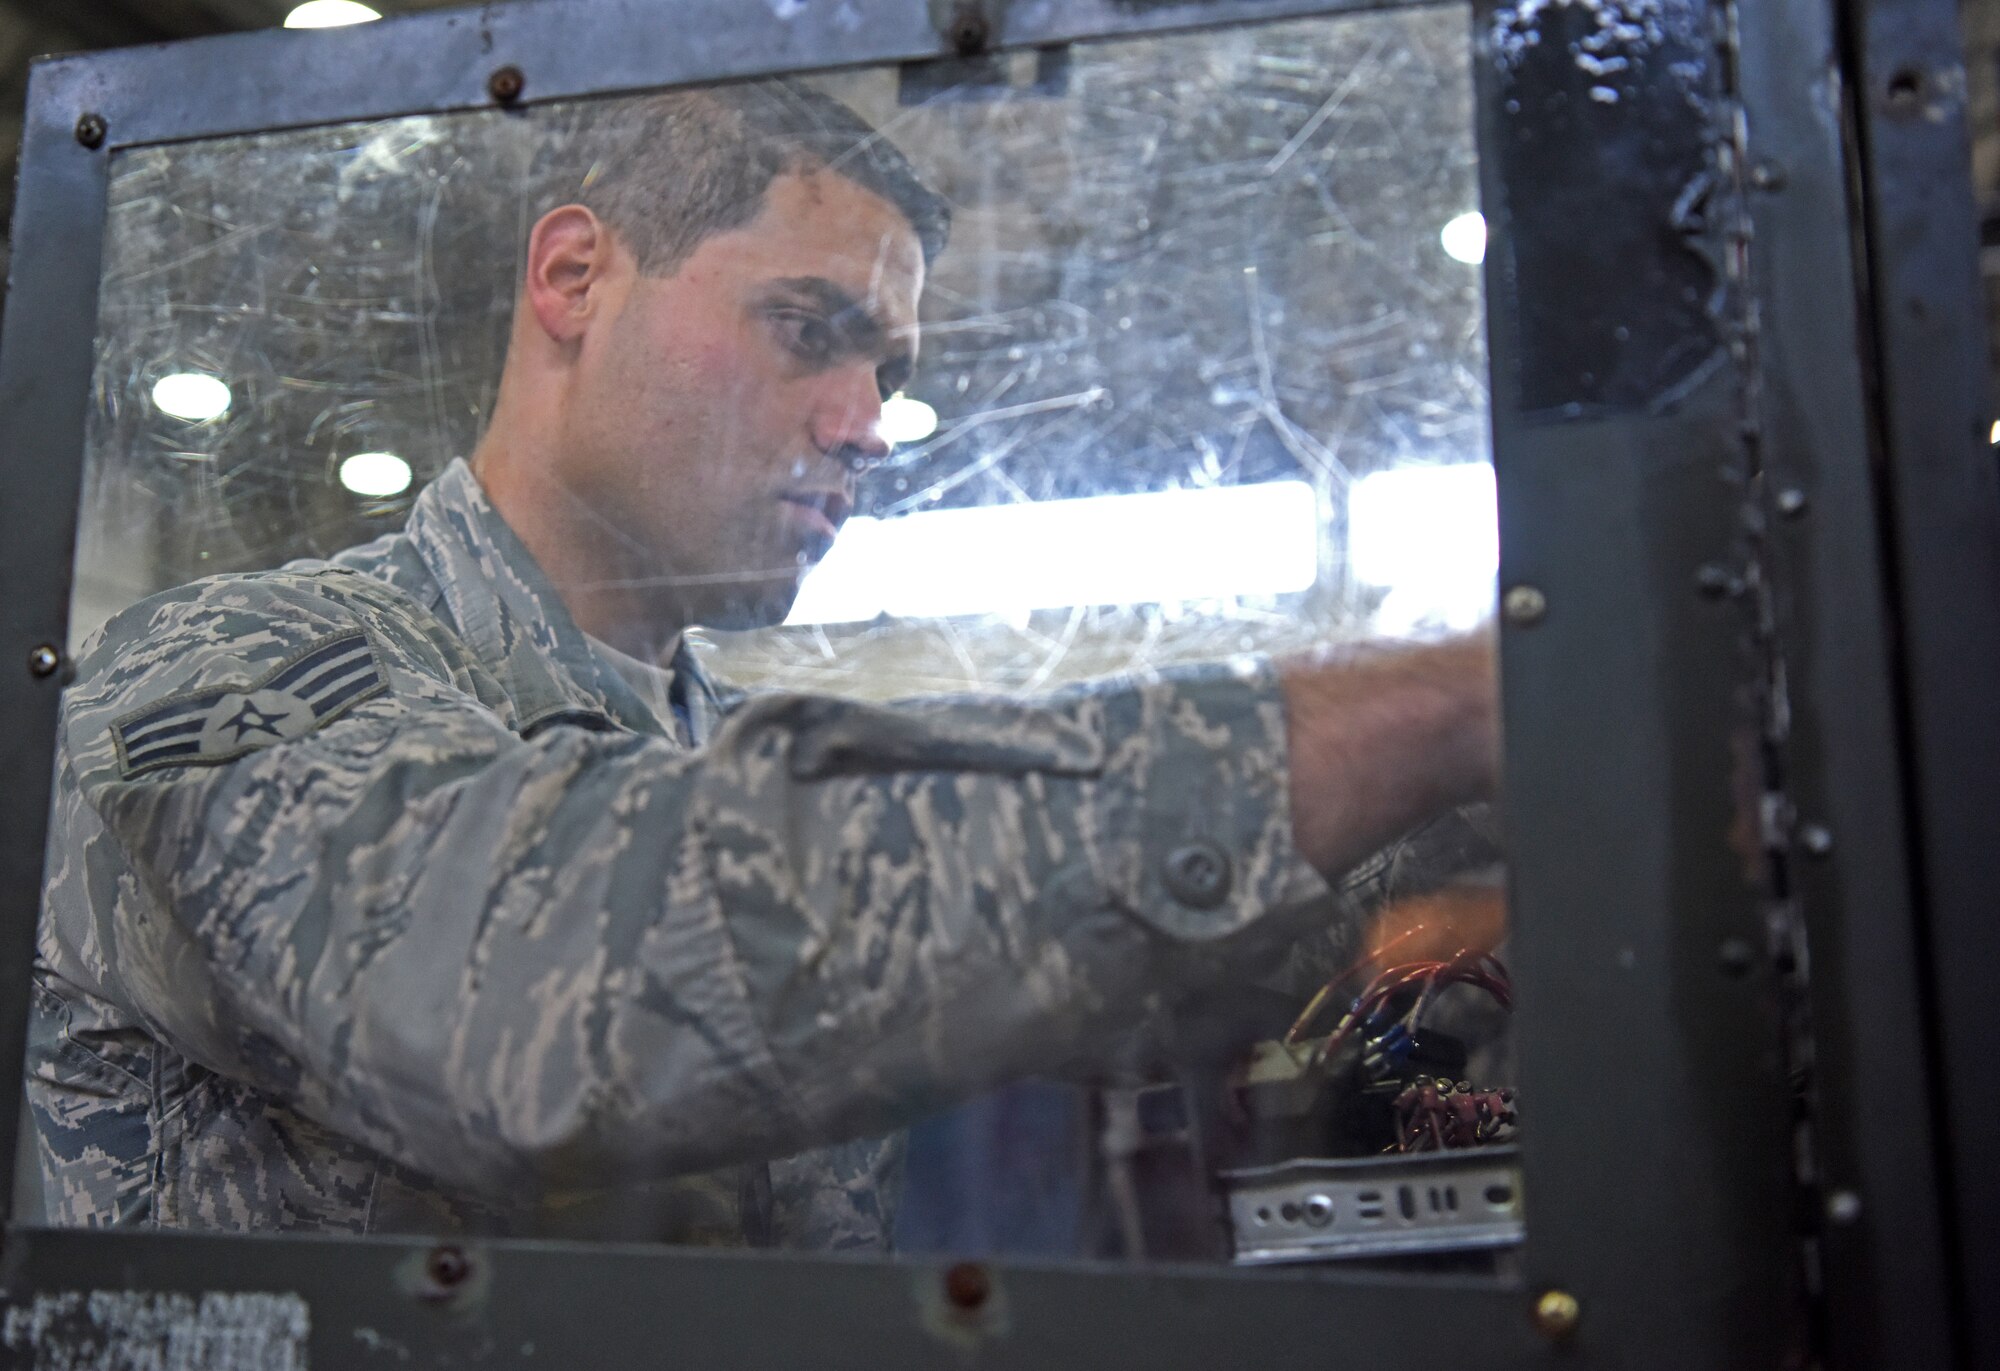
(112, 631, 386, 777)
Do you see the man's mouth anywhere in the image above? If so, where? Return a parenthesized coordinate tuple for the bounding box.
(777, 489, 851, 542)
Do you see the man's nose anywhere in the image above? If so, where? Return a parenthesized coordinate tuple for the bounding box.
(812, 365, 890, 473)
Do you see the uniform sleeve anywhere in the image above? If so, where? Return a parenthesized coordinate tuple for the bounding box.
(56, 571, 1347, 1201)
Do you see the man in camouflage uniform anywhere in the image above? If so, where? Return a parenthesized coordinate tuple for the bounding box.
(31, 83, 1500, 1248)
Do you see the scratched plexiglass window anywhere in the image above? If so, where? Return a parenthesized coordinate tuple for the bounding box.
(53, 5, 1520, 1267)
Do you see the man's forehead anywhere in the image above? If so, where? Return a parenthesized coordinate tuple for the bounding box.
(744, 171, 925, 321)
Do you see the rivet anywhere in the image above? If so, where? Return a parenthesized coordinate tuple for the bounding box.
(1502, 585, 1547, 625)
(27, 644, 60, 678)
(74, 113, 107, 149)
(1750, 160, 1786, 191)
(1534, 1288, 1581, 1339)
(424, 1244, 470, 1291)
(1826, 1189, 1862, 1225)
(943, 1261, 990, 1311)
(488, 65, 526, 104)
(1776, 487, 1808, 518)
(1799, 824, 1834, 857)
(946, 4, 990, 56)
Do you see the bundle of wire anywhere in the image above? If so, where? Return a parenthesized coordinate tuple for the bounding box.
(1282, 949, 1515, 1076)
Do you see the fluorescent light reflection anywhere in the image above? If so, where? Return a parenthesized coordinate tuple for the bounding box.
(284, 1, 381, 27)
(1349, 463, 1498, 635)
(339, 452, 412, 497)
(152, 373, 232, 422)
(879, 393, 939, 446)
(1440, 211, 1486, 266)
(787, 481, 1319, 625)
(1990, 419, 1999, 446)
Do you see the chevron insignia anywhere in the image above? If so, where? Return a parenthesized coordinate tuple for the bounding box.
(112, 631, 386, 777)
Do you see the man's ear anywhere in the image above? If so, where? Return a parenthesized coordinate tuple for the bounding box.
(524, 205, 620, 345)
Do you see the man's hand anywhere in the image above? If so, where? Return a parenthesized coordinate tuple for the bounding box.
(1277, 633, 1500, 880)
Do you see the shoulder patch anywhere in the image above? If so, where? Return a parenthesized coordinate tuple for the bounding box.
(112, 631, 386, 777)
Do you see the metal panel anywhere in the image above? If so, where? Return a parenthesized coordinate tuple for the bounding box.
(0, 59, 109, 1228)
(1476, 0, 1798, 1364)
(0, 1226, 1546, 1369)
(1729, 0, 1959, 1364)
(36, 0, 1440, 154)
(1840, 0, 2000, 1363)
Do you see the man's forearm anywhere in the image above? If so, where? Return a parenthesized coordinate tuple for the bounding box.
(1278, 634, 1500, 879)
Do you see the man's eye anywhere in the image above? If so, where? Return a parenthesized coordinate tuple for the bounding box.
(775, 311, 836, 364)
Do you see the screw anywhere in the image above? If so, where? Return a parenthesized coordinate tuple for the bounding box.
(28, 644, 61, 678)
(1749, 160, 1786, 191)
(488, 65, 525, 104)
(947, 4, 989, 56)
(1799, 823, 1834, 857)
(943, 1261, 990, 1311)
(1826, 1189, 1862, 1225)
(424, 1244, 470, 1290)
(1534, 1288, 1581, 1339)
(74, 113, 106, 149)
(1502, 585, 1547, 625)
(1776, 487, 1808, 518)
(1717, 937, 1756, 978)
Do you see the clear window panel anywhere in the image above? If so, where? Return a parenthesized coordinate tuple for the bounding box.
(43, 3, 1515, 1269)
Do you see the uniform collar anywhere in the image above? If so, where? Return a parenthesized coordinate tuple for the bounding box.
(404, 458, 687, 739)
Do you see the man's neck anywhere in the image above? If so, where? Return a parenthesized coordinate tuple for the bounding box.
(469, 442, 694, 664)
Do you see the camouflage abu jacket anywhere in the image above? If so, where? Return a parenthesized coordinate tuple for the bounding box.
(31, 458, 1354, 1246)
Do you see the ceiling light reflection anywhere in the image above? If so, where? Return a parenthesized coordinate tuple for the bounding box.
(284, 1, 382, 28)
(879, 393, 939, 446)
(152, 373, 232, 422)
(1440, 211, 1487, 266)
(787, 481, 1319, 625)
(339, 452, 412, 497)
(1349, 463, 1498, 636)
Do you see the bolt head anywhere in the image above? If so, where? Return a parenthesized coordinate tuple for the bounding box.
(488, 65, 525, 104)
(74, 114, 106, 149)
(424, 1244, 470, 1288)
(1826, 1189, 1862, 1225)
(1776, 487, 1808, 518)
(1502, 585, 1547, 625)
(943, 1261, 990, 1311)
(947, 6, 989, 55)
(1534, 1288, 1581, 1338)
(1799, 823, 1834, 857)
(27, 644, 60, 678)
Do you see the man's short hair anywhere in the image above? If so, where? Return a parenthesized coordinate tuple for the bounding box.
(536, 80, 951, 275)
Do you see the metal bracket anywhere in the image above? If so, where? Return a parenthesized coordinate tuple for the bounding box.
(1223, 1148, 1524, 1265)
